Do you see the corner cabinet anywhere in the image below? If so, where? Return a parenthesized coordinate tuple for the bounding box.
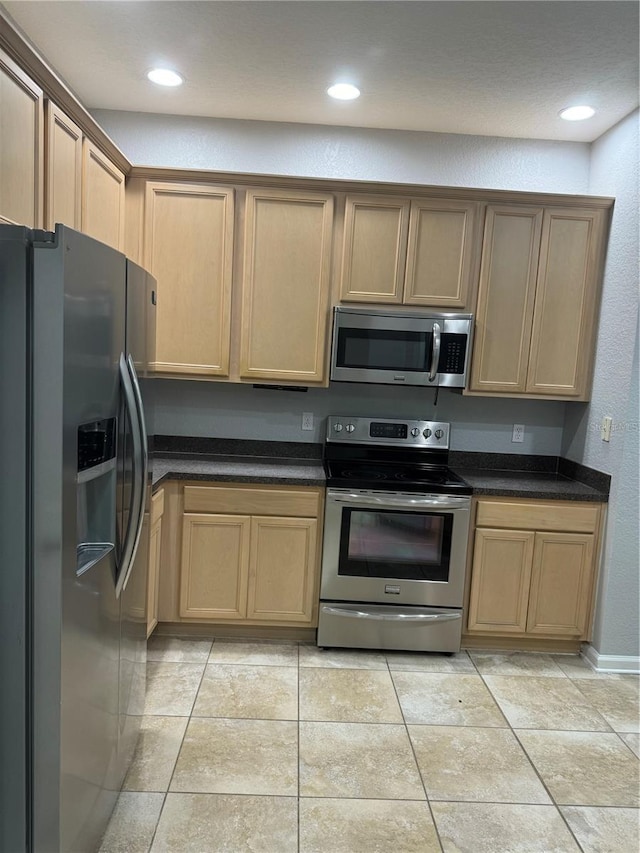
(466, 498, 603, 646)
(0, 48, 43, 227)
(339, 194, 478, 310)
(179, 484, 323, 626)
(239, 188, 334, 384)
(143, 181, 235, 377)
(469, 205, 607, 399)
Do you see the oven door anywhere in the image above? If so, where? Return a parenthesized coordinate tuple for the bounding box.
(321, 489, 471, 608)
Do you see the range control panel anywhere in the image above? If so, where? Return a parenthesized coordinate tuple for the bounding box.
(326, 416, 450, 449)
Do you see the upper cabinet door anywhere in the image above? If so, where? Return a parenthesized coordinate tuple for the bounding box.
(144, 182, 234, 377)
(469, 206, 543, 393)
(404, 199, 478, 307)
(0, 49, 43, 227)
(45, 101, 82, 230)
(240, 188, 333, 384)
(81, 139, 125, 250)
(526, 208, 606, 398)
(340, 195, 410, 303)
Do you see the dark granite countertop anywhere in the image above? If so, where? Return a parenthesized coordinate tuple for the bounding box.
(151, 454, 326, 489)
(451, 468, 608, 502)
(150, 438, 609, 502)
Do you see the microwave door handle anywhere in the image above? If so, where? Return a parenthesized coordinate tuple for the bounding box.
(428, 322, 441, 382)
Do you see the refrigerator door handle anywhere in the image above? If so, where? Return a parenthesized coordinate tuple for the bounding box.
(116, 353, 143, 598)
(120, 354, 148, 594)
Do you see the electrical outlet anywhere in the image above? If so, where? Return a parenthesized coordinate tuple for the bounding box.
(601, 416, 613, 442)
(302, 412, 314, 431)
(512, 424, 525, 443)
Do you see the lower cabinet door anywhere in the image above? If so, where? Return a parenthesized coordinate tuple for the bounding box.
(180, 513, 251, 619)
(146, 514, 162, 638)
(526, 532, 595, 636)
(247, 516, 318, 623)
(467, 528, 535, 633)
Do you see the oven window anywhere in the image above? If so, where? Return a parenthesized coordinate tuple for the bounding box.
(338, 508, 453, 582)
(336, 328, 431, 372)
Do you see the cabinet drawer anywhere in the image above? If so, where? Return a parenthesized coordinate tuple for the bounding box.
(183, 484, 321, 517)
(476, 500, 600, 533)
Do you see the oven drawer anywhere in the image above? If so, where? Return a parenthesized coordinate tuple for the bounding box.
(317, 601, 462, 652)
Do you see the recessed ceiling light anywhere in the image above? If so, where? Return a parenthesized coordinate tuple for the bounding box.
(327, 83, 360, 101)
(559, 105, 595, 121)
(147, 68, 184, 87)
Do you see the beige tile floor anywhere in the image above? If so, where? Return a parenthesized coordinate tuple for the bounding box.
(99, 639, 640, 853)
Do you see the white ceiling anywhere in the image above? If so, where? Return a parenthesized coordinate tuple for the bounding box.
(3, 1, 638, 143)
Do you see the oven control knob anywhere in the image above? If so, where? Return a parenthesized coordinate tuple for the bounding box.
(434, 429, 445, 439)
(333, 422, 344, 433)
(346, 423, 356, 433)
(410, 427, 420, 437)
(423, 428, 432, 439)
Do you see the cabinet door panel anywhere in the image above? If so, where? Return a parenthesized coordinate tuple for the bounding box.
(467, 528, 535, 633)
(146, 488, 165, 638)
(240, 188, 333, 383)
(526, 209, 604, 398)
(340, 196, 409, 303)
(180, 513, 250, 620)
(404, 199, 477, 307)
(470, 206, 543, 392)
(247, 516, 317, 623)
(144, 182, 234, 376)
(81, 139, 125, 250)
(527, 532, 595, 636)
(0, 49, 43, 227)
(45, 101, 82, 229)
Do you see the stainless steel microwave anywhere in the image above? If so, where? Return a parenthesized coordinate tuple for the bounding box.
(330, 307, 474, 388)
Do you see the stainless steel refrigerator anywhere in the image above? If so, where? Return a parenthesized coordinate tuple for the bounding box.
(0, 224, 156, 852)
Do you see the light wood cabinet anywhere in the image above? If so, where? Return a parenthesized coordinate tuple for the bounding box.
(404, 199, 478, 308)
(467, 498, 602, 641)
(340, 196, 410, 303)
(81, 139, 125, 250)
(44, 101, 82, 229)
(239, 187, 334, 384)
(469, 205, 606, 399)
(180, 513, 251, 620)
(467, 528, 535, 633)
(143, 182, 235, 377)
(146, 488, 165, 637)
(178, 483, 323, 626)
(340, 194, 478, 309)
(0, 48, 43, 227)
(247, 517, 318, 622)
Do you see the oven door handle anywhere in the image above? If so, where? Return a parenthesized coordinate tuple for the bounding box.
(328, 491, 469, 510)
(321, 605, 461, 623)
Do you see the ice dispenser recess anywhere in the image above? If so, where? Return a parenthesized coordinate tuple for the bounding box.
(76, 418, 117, 576)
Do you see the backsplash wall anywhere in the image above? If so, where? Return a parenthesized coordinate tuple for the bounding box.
(147, 378, 566, 456)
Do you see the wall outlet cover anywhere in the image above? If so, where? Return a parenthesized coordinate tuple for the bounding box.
(302, 412, 314, 431)
(512, 424, 525, 443)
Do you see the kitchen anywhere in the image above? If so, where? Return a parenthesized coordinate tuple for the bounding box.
(0, 2, 638, 852)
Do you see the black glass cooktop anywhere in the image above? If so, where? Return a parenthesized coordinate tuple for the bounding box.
(325, 460, 472, 495)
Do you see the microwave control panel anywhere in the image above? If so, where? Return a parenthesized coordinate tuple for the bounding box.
(437, 334, 467, 375)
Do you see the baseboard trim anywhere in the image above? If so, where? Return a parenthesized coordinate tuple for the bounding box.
(582, 643, 640, 674)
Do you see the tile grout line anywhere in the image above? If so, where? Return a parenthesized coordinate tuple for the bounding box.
(297, 641, 301, 853)
(475, 664, 589, 853)
(386, 651, 446, 853)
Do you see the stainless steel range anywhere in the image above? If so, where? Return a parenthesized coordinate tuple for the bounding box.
(318, 416, 472, 653)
